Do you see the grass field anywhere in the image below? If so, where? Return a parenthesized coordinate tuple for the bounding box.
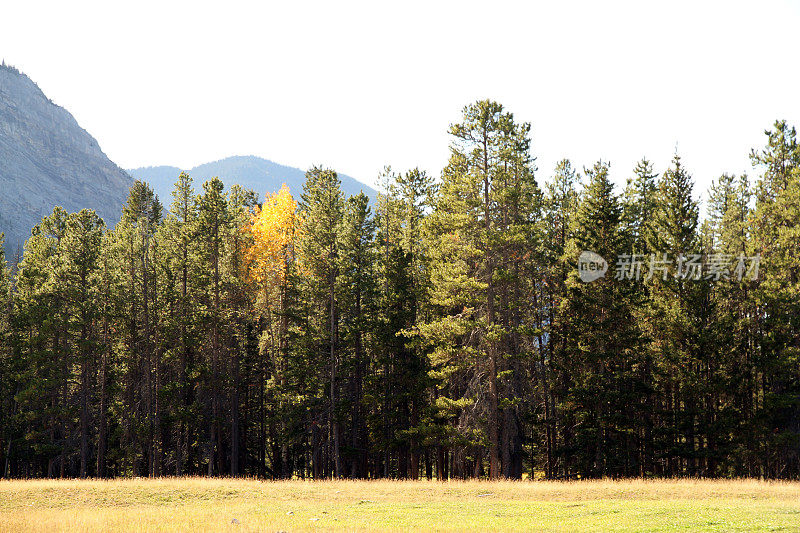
(1, 478, 800, 532)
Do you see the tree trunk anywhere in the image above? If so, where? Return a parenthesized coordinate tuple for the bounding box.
(483, 128, 501, 479)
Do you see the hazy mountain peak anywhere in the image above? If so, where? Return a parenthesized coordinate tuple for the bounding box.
(129, 155, 377, 204)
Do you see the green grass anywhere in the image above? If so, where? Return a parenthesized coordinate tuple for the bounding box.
(2, 478, 800, 531)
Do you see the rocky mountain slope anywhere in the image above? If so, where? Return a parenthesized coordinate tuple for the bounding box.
(0, 63, 379, 256)
(129, 156, 377, 205)
(0, 63, 132, 254)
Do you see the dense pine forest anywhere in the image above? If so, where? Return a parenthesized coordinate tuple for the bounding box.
(1, 100, 800, 480)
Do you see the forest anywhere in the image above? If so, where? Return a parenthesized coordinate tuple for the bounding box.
(0, 100, 799, 480)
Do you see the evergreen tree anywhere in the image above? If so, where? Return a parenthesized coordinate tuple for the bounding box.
(338, 192, 378, 477)
(13, 207, 71, 477)
(558, 161, 640, 477)
(0, 234, 13, 476)
(419, 100, 537, 479)
(535, 159, 579, 478)
(167, 171, 199, 475)
(622, 158, 658, 253)
(644, 154, 705, 476)
(194, 177, 230, 475)
(60, 210, 104, 477)
(113, 180, 163, 475)
(750, 121, 800, 476)
(298, 166, 345, 478)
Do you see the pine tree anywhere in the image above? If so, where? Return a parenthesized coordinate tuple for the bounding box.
(0, 233, 13, 476)
(225, 184, 258, 476)
(14, 207, 71, 477)
(168, 171, 198, 475)
(644, 154, 705, 476)
(749, 121, 800, 476)
(338, 192, 378, 477)
(619, 158, 659, 475)
(419, 100, 537, 479)
(10, 207, 104, 477)
(60, 209, 104, 477)
(194, 177, 230, 475)
(372, 165, 406, 477)
(705, 172, 755, 475)
(113, 180, 163, 475)
(298, 166, 344, 478)
(622, 158, 658, 253)
(558, 161, 641, 477)
(369, 167, 437, 478)
(535, 159, 579, 478)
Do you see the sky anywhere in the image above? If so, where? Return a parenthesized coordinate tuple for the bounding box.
(2, 0, 799, 207)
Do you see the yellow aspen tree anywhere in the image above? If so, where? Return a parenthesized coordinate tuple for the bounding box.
(245, 184, 300, 298)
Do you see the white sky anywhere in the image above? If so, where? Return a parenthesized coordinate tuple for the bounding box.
(3, 0, 799, 207)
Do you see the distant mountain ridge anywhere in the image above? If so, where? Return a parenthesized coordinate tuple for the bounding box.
(0, 63, 378, 257)
(129, 156, 377, 205)
(0, 63, 133, 253)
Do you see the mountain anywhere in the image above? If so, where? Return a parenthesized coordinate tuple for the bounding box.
(128, 156, 377, 205)
(0, 63, 133, 254)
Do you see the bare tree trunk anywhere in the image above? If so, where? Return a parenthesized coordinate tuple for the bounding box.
(80, 359, 89, 478)
(79, 272, 90, 478)
(231, 350, 240, 476)
(97, 343, 108, 478)
(483, 129, 501, 479)
(330, 266, 341, 478)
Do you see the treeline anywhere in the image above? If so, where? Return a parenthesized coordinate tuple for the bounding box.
(1, 101, 799, 479)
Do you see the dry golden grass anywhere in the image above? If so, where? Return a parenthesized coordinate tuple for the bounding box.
(2, 477, 800, 532)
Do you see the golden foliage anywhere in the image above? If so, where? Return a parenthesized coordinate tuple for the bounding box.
(244, 184, 299, 290)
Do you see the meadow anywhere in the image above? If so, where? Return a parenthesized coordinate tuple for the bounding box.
(1, 478, 800, 532)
